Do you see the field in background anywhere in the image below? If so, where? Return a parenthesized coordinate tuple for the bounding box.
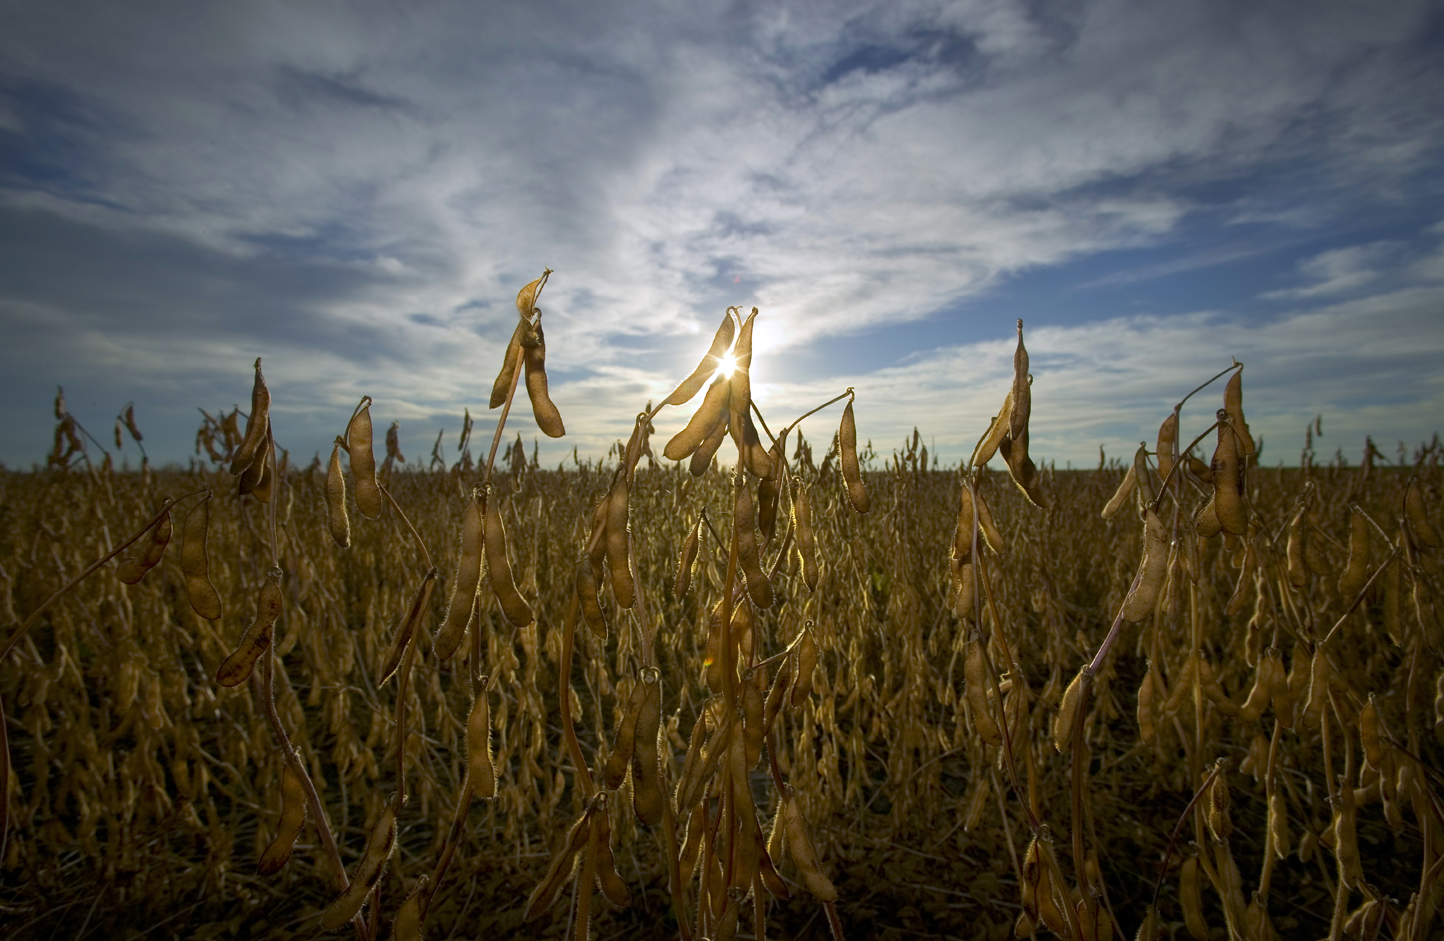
(1, 439, 1440, 940)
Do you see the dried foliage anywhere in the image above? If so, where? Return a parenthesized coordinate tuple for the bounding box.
(2, 298, 1443, 941)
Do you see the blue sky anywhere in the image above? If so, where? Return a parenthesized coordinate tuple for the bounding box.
(2, 0, 1442, 470)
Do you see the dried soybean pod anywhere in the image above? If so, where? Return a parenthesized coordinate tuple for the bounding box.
(971, 386, 1013, 469)
(1157, 413, 1178, 487)
(1122, 507, 1169, 622)
(258, 756, 307, 876)
(1267, 791, 1289, 859)
(674, 710, 707, 812)
(349, 402, 383, 520)
(237, 430, 269, 496)
(1336, 776, 1364, 888)
(1211, 410, 1247, 536)
(604, 469, 634, 609)
(1206, 773, 1233, 843)
(181, 496, 222, 620)
(1052, 668, 1085, 752)
(321, 797, 399, 930)
(1194, 496, 1222, 539)
(217, 575, 283, 688)
(732, 407, 775, 480)
(780, 790, 837, 901)
(742, 679, 764, 770)
(756, 436, 786, 542)
(1223, 367, 1255, 462)
(485, 490, 533, 627)
(523, 321, 565, 438)
(1009, 320, 1030, 441)
(602, 679, 645, 790)
(392, 878, 428, 941)
(792, 477, 819, 591)
(1360, 695, 1383, 770)
(734, 474, 774, 609)
(251, 432, 276, 504)
(378, 568, 439, 684)
(727, 309, 758, 449)
(229, 358, 271, 475)
(673, 514, 702, 599)
(119, 511, 171, 584)
(1197, 658, 1239, 718)
(591, 796, 631, 907)
(1180, 856, 1208, 941)
(326, 439, 350, 549)
(1101, 461, 1136, 520)
(1162, 657, 1195, 719)
(999, 426, 1048, 508)
(1383, 539, 1404, 646)
(839, 397, 869, 513)
(665, 375, 730, 461)
(665, 310, 736, 406)
(1339, 506, 1371, 598)
(468, 680, 496, 800)
(631, 671, 664, 826)
(435, 492, 484, 660)
(791, 628, 818, 707)
(1405, 476, 1441, 549)
(764, 655, 793, 732)
(1136, 666, 1157, 743)
(1237, 657, 1272, 723)
(1301, 647, 1330, 728)
(490, 320, 526, 409)
(524, 811, 591, 920)
(142, 510, 171, 569)
(1286, 510, 1308, 588)
(577, 557, 608, 639)
(690, 412, 729, 477)
(964, 632, 1003, 746)
(976, 489, 1006, 555)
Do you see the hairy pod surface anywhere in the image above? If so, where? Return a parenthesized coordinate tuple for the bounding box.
(972, 386, 1013, 469)
(485, 491, 533, 627)
(468, 682, 496, 800)
(181, 497, 222, 620)
(1405, 476, 1441, 548)
(781, 791, 836, 901)
(229, 358, 271, 476)
(348, 404, 383, 520)
(1223, 368, 1255, 462)
(604, 469, 634, 608)
(490, 320, 526, 409)
(631, 673, 664, 826)
(577, 556, 608, 639)
(673, 514, 702, 599)
(523, 322, 565, 438)
(524, 812, 590, 921)
(964, 633, 1002, 746)
(1157, 413, 1178, 487)
(665, 375, 730, 461)
(602, 678, 645, 790)
(665, 310, 736, 407)
(435, 492, 484, 660)
(1008, 320, 1030, 442)
(734, 474, 774, 609)
(839, 399, 869, 513)
(321, 797, 399, 930)
(325, 439, 350, 548)
(1052, 669, 1085, 752)
(1121, 507, 1168, 622)
(257, 758, 307, 876)
(1101, 461, 1136, 520)
(591, 796, 631, 907)
(792, 477, 818, 591)
(216, 576, 283, 688)
(1211, 411, 1247, 535)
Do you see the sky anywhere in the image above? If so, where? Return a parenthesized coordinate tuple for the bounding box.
(2, 0, 1443, 472)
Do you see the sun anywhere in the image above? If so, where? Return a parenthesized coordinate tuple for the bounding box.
(716, 352, 737, 377)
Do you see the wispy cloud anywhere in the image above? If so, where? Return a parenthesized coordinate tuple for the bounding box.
(0, 1, 1442, 467)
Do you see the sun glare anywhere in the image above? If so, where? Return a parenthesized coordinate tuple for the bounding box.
(716, 352, 737, 377)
